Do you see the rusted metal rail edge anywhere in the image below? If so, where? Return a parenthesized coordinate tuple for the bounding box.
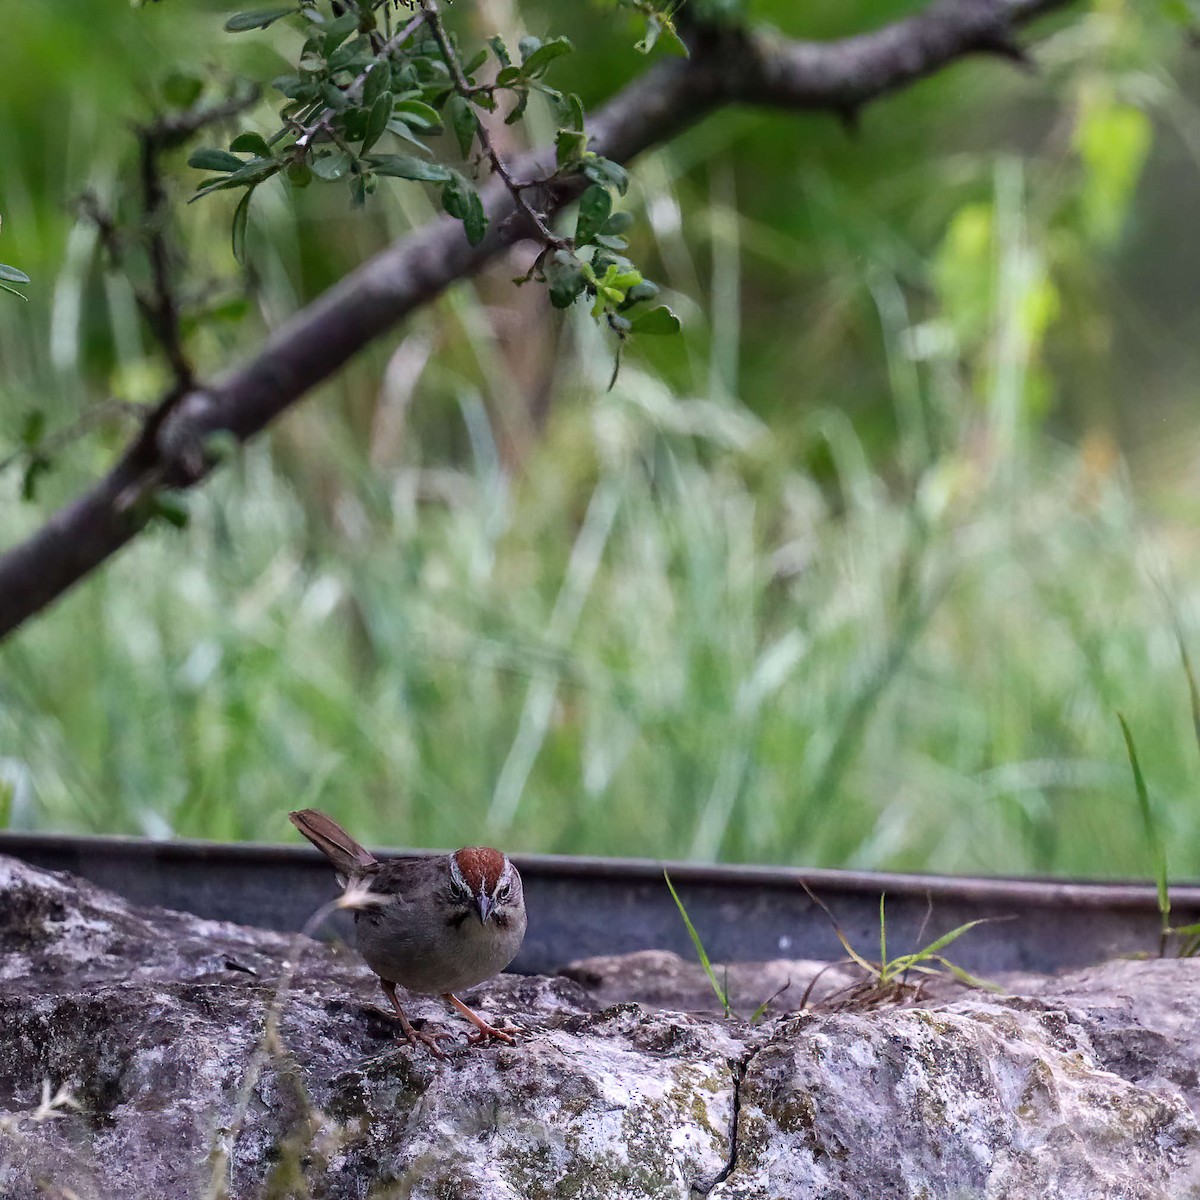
(3, 830, 1196, 977)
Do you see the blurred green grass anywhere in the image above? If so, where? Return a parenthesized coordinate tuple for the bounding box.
(3, 343, 1198, 880)
(1, 0, 1198, 881)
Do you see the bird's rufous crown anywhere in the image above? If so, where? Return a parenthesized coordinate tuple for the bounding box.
(452, 846, 509, 893)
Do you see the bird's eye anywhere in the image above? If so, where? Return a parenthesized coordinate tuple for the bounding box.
(495, 883, 511, 901)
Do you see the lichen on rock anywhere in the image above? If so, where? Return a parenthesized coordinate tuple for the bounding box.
(2, 854, 1200, 1198)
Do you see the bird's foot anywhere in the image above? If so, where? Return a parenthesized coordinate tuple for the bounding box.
(444, 993, 525, 1048)
(396, 1021, 458, 1059)
(463, 1017, 523, 1047)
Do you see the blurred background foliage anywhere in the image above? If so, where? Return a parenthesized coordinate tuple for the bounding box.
(1, 0, 1198, 881)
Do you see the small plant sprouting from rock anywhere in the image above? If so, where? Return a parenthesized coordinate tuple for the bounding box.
(664, 869, 732, 1019)
(661, 874, 791, 1022)
(1119, 636, 1200, 958)
(665, 870, 999, 1020)
(1120, 713, 1173, 957)
(1113, 630, 1200, 959)
(793, 885, 1002, 1014)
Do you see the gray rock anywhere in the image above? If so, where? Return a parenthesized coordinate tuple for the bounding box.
(1, 853, 1199, 1198)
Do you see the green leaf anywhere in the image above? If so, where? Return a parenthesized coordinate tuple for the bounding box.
(463, 189, 487, 245)
(629, 305, 681, 335)
(520, 37, 573, 78)
(622, 279, 659, 306)
(230, 131, 271, 157)
(574, 184, 611, 246)
(149, 492, 190, 529)
(385, 121, 431, 154)
(442, 175, 487, 245)
(191, 157, 282, 198)
(362, 61, 391, 108)
(0, 282, 28, 300)
(518, 36, 542, 61)
(231, 186, 255, 265)
(311, 151, 353, 180)
(321, 12, 359, 47)
(555, 128, 587, 168)
(21, 455, 50, 501)
(224, 6, 298, 32)
(463, 48, 489, 76)
(271, 74, 309, 99)
(487, 35, 512, 67)
(318, 80, 349, 110)
(328, 38, 370, 73)
(188, 148, 245, 173)
(0, 264, 31, 284)
(635, 14, 688, 57)
(637, 14, 663, 54)
(361, 92, 392, 154)
(368, 154, 452, 183)
(442, 175, 469, 218)
(545, 252, 587, 309)
(505, 88, 530, 126)
(565, 93, 585, 132)
(583, 156, 629, 195)
(392, 99, 440, 130)
(446, 94, 477, 159)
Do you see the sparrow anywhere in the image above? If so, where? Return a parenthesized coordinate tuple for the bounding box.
(289, 808, 526, 1057)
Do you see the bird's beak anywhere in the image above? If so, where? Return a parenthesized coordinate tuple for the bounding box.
(475, 892, 493, 924)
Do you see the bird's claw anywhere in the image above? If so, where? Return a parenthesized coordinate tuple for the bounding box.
(397, 1024, 458, 1059)
(464, 1018, 524, 1047)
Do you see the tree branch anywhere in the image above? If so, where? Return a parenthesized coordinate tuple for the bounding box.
(0, 0, 1075, 640)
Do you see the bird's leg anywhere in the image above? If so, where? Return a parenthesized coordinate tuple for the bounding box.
(380, 979, 455, 1058)
(444, 993, 521, 1046)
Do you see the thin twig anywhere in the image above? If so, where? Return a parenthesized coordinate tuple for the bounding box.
(139, 87, 261, 151)
(420, 0, 566, 248)
(295, 11, 428, 150)
(136, 132, 193, 389)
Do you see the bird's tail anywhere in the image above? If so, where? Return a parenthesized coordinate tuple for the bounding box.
(289, 808, 377, 877)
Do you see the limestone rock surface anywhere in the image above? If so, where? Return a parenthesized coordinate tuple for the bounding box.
(1, 854, 1199, 1199)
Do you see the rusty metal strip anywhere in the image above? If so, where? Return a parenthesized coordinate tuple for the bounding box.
(2, 830, 1195, 976)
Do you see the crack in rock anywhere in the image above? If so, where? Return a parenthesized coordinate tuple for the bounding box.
(691, 1048, 754, 1196)
(4, 855, 1200, 1198)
